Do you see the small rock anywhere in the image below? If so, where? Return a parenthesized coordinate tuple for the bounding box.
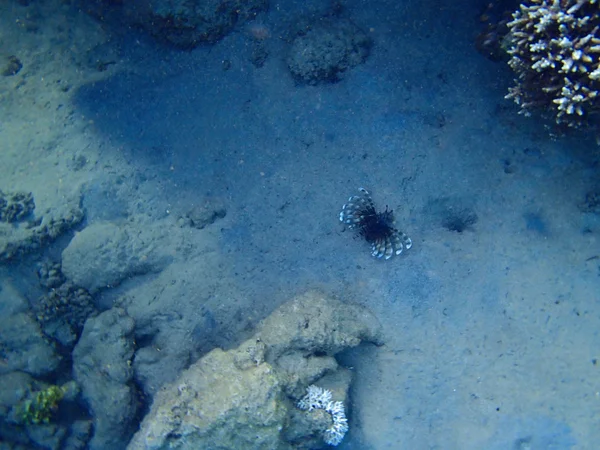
(185, 198, 227, 229)
(0, 190, 35, 223)
(1, 55, 23, 76)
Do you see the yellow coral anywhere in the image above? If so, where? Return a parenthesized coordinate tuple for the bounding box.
(17, 384, 67, 425)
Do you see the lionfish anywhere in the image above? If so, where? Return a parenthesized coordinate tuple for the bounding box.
(339, 188, 412, 260)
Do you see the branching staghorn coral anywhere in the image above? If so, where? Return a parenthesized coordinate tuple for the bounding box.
(505, 0, 600, 128)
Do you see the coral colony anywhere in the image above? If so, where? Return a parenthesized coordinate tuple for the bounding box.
(505, 0, 600, 127)
(297, 385, 349, 446)
(339, 188, 412, 260)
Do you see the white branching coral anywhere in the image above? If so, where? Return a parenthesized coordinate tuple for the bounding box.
(297, 385, 349, 446)
(505, 0, 600, 128)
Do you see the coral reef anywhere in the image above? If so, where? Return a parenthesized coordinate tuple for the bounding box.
(127, 291, 382, 450)
(505, 0, 600, 128)
(340, 188, 412, 260)
(287, 18, 372, 84)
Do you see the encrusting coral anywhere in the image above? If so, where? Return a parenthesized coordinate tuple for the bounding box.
(505, 0, 600, 128)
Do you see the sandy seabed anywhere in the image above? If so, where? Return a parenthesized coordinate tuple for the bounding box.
(1, 0, 599, 448)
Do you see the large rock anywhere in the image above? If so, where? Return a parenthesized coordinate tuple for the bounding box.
(287, 18, 372, 85)
(61, 221, 172, 293)
(73, 308, 139, 450)
(257, 290, 383, 397)
(121, 0, 268, 48)
(127, 291, 382, 450)
(119, 250, 226, 399)
(129, 347, 286, 450)
(258, 290, 383, 362)
(0, 281, 60, 377)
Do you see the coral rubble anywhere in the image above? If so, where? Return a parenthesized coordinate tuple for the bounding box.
(505, 0, 600, 128)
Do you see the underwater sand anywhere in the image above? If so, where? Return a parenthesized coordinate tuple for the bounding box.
(1, 0, 598, 448)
